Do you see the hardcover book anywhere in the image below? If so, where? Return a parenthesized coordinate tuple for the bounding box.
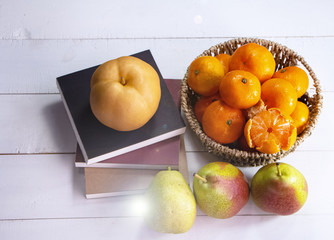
(75, 136, 180, 169)
(57, 50, 186, 164)
(84, 135, 189, 198)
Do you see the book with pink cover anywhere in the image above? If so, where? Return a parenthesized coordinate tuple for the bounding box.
(75, 136, 179, 169)
(84, 135, 189, 198)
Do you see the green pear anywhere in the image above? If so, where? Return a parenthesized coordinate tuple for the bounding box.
(193, 162, 249, 219)
(144, 167, 196, 234)
(251, 162, 308, 215)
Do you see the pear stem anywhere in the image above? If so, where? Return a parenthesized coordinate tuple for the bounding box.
(193, 173, 207, 183)
(120, 76, 126, 85)
(276, 162, 282, 177)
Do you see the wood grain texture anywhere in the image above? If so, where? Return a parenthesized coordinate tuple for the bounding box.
(1, 215, 334, 240)
(0, 37, 332, 94)
(0, 91, 332, 154)
(0, 95, 77, 154)
(0, 150, 333, 221)
(1, 0, 333, 40)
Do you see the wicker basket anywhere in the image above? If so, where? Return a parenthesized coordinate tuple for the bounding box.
(181, 38, 323, 167)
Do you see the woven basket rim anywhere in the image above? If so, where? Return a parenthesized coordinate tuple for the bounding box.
(181, 37, 323, 167)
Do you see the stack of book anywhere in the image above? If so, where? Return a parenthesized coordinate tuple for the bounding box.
(57, 50, 188, 198)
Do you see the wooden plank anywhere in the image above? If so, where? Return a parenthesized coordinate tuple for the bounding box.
(0, 91, 332, 155)
(0, 215, 333, 240)
(0, 150, 333, 220)
(0, 94, 77, 154)
(0, 154, 141, 219)
(0, 90, 332, 154)
(1, 0, 333, 40)
(0, 37, 332, 94)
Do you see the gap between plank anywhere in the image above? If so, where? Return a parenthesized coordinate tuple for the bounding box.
(1, 35, 334, 41)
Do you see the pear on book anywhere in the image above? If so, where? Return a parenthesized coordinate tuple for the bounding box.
(144, 167, 196, 234)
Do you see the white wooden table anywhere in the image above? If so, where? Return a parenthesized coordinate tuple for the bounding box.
(1, 0, 334, 239)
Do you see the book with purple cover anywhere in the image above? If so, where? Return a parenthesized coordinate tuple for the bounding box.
(57, 50, 186, 165)
(75, 136, 179, 169)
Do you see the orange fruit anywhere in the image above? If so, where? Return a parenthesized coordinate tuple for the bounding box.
(244, 108, 297, 154)
(261, 78, 298, 116)
(202, 100, 245, 144)
(229, 43, 276, 83)
(194, 93, 220, 123)
(215, 53, 231, 73)
(272, 66, 309, 98)
(290, 101, 309, 135)
(219, 70, 261, 109)
(187, 56, 225, 96)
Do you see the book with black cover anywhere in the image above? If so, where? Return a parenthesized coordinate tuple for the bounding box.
(57, 50, 186, 164)
(75, 79, 182, 169)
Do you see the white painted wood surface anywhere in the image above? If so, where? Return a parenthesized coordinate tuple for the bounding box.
(1, 0, 334, 239)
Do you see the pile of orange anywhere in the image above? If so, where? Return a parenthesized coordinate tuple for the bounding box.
(188, 43, 310, 154)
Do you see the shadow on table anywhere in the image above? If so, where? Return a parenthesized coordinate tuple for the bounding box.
(42, 99, 86, 197)
(42, 99, 77, 153)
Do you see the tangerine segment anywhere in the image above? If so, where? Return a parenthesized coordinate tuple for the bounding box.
(187, 56, 225, 96)
(244, 108, 297, 154)
(261, 78, 297, 116)
(219, 70, 261, 109)
(229, 43, 276, 83)
(273, 66, 309, 98)
(202, 100, 245, 144)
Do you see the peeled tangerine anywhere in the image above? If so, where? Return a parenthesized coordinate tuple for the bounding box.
(244, 108, 297, 154)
